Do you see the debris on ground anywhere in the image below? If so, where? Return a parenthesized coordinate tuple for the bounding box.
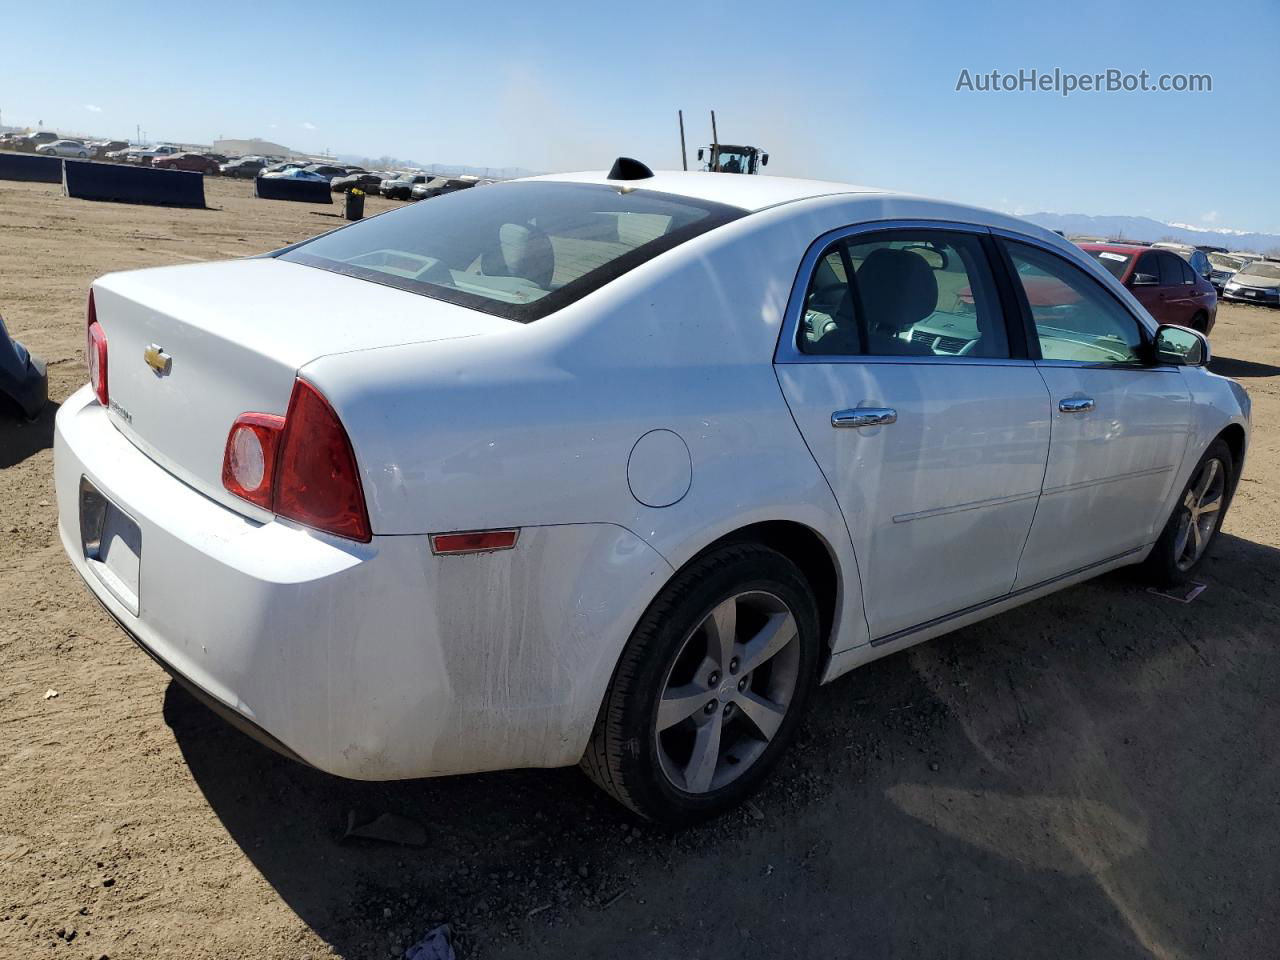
(1147, 581, 1208, 604)
(43, 688, 58, 700)
(403, 923, 455, 960)
(342, 810, 428, 847)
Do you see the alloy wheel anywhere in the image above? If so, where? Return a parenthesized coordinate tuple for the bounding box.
(1174, 457, 1226, 571)
(654, 590, 800, 794)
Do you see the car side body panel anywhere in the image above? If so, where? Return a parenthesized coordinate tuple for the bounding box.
(307, 200, 879, 654)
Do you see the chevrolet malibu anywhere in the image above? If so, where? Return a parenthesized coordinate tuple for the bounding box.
(55, 162, 1250, 823)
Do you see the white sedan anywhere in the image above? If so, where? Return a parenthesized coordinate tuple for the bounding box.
(37, 139, 90, 158)
(54, 162, 1250, 823)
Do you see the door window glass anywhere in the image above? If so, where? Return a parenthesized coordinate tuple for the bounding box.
(1134, 252, 1160, 284)
(799, 231, 1009, 358)
(1158, 253, 1184, 287)
(1004, 241, 1146, 365)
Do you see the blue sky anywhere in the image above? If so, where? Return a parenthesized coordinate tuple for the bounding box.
(3, 0, 1277, 231)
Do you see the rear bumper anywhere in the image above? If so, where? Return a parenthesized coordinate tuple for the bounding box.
(54, 386, 670, 780)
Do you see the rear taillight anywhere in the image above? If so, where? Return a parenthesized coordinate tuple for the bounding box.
(221, 413, 285, 509)
(86, 290, 108, 406)
(221, 379, 372, 543)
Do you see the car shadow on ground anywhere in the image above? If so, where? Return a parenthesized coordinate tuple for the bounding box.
(0, 399, 58, 468)
(1208, 355, 1280, 378)
(165, 531, 1280, 960)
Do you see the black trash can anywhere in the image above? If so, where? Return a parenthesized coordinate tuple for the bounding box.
(345, 188, 365, 221)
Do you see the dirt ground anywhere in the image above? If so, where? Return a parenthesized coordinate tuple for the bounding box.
(1, 176, 1278, 960)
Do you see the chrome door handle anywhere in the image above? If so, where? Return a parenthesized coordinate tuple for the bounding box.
(1059, 397, 1095, 414)
(831, 407, 897, 429)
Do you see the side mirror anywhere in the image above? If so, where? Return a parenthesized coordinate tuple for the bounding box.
(1130, 272, 1159, 286)
(696, 148, 704, 161)
(1153, 324, 1210, 367)
(761, 153, 769, 166)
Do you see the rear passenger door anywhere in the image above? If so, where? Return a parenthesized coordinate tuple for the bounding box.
(775, 225, 1052, 641)
(997, 238, 1193, 587)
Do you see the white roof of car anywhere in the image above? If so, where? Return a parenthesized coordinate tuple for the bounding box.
(527, 170, 886, 212)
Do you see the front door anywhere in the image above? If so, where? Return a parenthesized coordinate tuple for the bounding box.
(998, 239, 1193, 587)
(775, 226, 1051, 640)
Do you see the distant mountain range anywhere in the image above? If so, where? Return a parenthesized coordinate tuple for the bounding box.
(1023, 212, 1280, 255)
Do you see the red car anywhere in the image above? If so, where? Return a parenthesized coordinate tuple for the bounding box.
(1078, 243, 1217, 334)
(151, 152, 219, 175)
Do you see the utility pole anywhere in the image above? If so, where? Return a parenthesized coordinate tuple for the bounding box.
(678, 109, 687, 171)
(710, 110, 719, 172)
(136, 123, 140, 145)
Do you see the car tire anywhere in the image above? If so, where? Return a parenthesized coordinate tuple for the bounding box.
(581, 542, 821, 825)
(1142, 438, 1233, 587)
(1190, 311, 1208, 334)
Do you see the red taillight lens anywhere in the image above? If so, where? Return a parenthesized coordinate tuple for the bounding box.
(221, 413, 285, 508)
(86, 291, 108, 406)
(222, 380, 371, 542)
(276, 381, 371, 542)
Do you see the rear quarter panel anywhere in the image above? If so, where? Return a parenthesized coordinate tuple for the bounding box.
(304, 200, 875, 653)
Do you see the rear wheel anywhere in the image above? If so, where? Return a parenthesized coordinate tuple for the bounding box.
(1190, 311, 1208, 333)
(1142, 439, 1233, 586)
(582, 543, 820, 824)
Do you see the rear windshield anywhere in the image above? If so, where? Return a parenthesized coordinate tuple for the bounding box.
(280, 181, 746, 322)
(1085, 249, 1134, 280)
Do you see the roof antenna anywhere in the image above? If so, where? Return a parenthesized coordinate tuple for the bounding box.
(607, 157, 654, 181)
(678, 110, 687, 171)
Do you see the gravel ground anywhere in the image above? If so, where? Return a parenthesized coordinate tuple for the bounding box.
(1, 177, 1278, 960)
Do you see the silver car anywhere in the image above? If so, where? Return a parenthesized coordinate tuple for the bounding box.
(1223, 259, 1280, 307)
(36, 139, 90, 159)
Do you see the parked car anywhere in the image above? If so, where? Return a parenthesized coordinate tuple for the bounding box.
(381, 172, 429, 200)
(262, 161, 305, 175)
(1079, 243, 1217, 333)
(303, 163, 347, 179)
(36, 139, 90, 158)
(1222, 259, 1280, 307)
(258, 168, 329, 183)
(1206, 252, 1257, 293)
(1152, 242, 1213, 280)
(115, 144, 181, 165)
(29, 131, 58, 145)
(0, 134, 36, 152)
(152, 152, 220, 175)
(409, 176, 477, 201)
(53, 169, 1249, 824)
(331, 172, 383, 194)
(0, 309, 47, 420)
(220, 157, 267, 178)
(89, 140, 129, 159)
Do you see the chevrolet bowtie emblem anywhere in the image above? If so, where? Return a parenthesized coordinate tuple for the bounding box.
(144, 344, 172, 375)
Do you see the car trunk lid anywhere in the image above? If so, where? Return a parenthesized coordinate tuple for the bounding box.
(92, 256, 513, 519)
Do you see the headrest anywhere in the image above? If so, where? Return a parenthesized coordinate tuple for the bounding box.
(856, 248, 938, 331)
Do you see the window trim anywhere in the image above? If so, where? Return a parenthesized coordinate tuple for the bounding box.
(990, 231, 1183, 373)
(775, 219, 1031, 367)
